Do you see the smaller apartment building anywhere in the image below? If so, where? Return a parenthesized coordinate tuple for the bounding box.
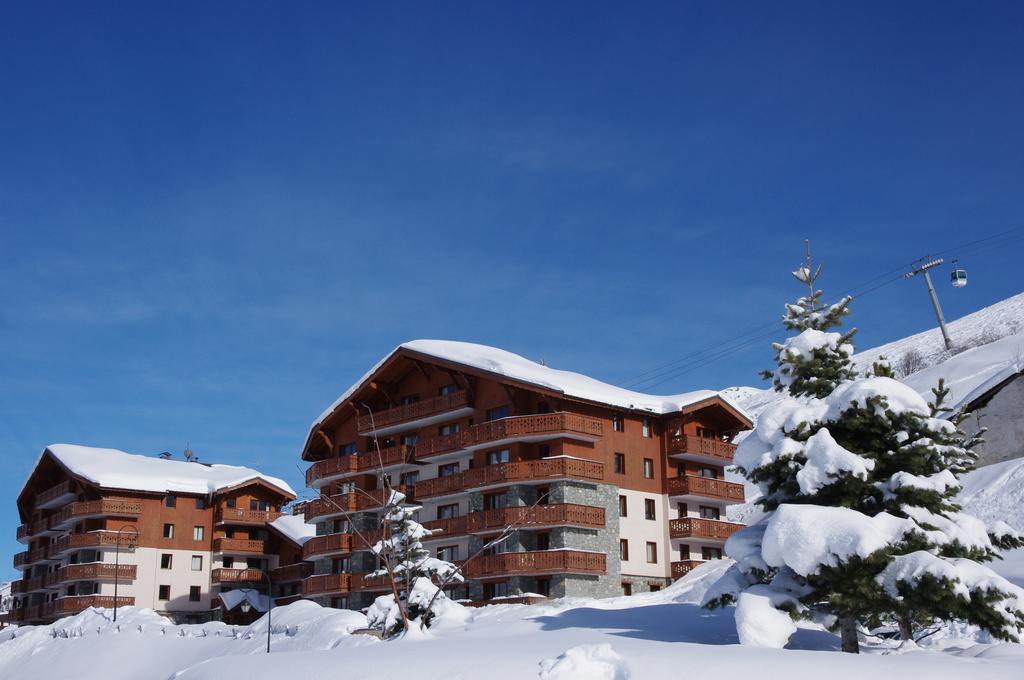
(301, 340, 752, 608)
(10, 445, 310, 625)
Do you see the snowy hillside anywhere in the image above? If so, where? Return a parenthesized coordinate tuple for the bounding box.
(1, 561, 1022, 680)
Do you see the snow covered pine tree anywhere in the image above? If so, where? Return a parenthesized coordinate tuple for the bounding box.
(703, 251, 1024, 653)
(364, 489, 464, 638)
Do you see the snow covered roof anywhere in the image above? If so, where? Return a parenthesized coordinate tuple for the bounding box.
(901, 333, 1023, 411)
(269, 514, 317, 546)
(311, 339, 751, 434)
(36, 444, 296, 497)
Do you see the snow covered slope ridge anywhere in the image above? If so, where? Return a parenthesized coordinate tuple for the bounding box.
(312, 339, 751, 432)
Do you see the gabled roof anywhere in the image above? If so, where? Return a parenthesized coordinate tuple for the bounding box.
(269, 514, 317, 547)
(308, 339, 752, 445)
(30, 444, 296, 498)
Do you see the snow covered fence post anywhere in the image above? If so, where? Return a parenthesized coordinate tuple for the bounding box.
(702, 247, 1024, 653)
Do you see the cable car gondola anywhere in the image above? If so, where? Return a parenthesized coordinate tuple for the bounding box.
(950, 260, 967, 288)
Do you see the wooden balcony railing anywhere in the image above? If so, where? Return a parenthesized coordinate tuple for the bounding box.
(16, 524, 29, 542)
(56, 499, 143, 525)
(14, 545, 52, 568)
(671, 559, 706, 579)
(415, 457, 604, 499)
(415, 413, 604, 459)
(303, 487, 405, 522)
(422, 515, 470, 539)
(59, 563, 137, 583)
(215, 508, 283, 525)
(667, 435, 737, 462)
(13, 551, 29, 569)
(468, 504, 606, 533)
(667, 475, 745, 502)
(302, 573, 353, 597)
(271, 562, 313, 583)
(37, 480, 74, 508)
(12, 575, 45, 593)
(19, 516, 54, 542)
(51, 531, 138, 555)
(211, 568, 265, 583)
(305, 445, 416, 486)
(357, 390, 470, 433)
(302, 532, 355, 560)
(43, 595, 134, 618)
(669, 517, 744, 541)
(212, 538, 267, 554)
(466, 550, 606, 577)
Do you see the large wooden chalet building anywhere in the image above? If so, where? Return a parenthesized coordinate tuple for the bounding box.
(300, 340, 751, 607)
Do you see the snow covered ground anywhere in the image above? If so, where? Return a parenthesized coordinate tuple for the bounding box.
(1, 558, 1022, 679)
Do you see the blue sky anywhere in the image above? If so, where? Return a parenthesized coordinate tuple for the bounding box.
(2, 2, 1023, 579)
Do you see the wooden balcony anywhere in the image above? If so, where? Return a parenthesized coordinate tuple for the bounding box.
(415, 413, 604, 460)
(467, 504, 605, 534)
(302, 573, 353, 597)
(212, 538, 267, 554)
(303, 487, 404, 522)
(667, 475, 745, 503)
(11, 575, 46, 593)
(422, 515, 470, 539)
(671, 559, 706, 579)
(13, 545, 52, 569)
(43, 595, 135, 618)
(669, 517, 744, 541)
(54, 499, 143, 527)
(212, 568, 266, 584)
(215, 508, 283, 525)
(415, 457, 604, 499)
(357, 390, 471, 434)
(16, 524, 29, 543)
(305, 445, 416, 487)
(466, 550, 606, 577)
(36, 480, 75, 509)
(18, 516, 56, 543)
(51, 563, 137, 584)
(13, 551, 29, 569)
(50, 531, 138, 556)
(271, 562, 313, 583)
(302, 532, 355, 560)
(667, 435, 737, 463)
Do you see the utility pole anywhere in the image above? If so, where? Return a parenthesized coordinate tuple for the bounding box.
(905, 257, 953, 351)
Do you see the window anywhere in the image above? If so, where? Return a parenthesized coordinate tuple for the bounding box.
(536, 577, 551, 597)
(483, 581, 509, 600)
(613, 414, 624, 432)
(401, 433, 419, 447)
(437, 545, 459, 561)
(400, 470, 420, 486)
(675, 462, 685, 478)
(699, 506, 721, 520)
(487, 449, 510, 465)
(614, 453, 625, 475)
(223, 556, 234, 568)
(678, 544, 690, 559)
(158, 585, 170, 601)
(646, 542, 658, 564)
(340, 442, 358, 456)
(437, 503, 459, 519)
(536, 532, 550, 551)
(486, 406, 510, 421)
(193, 526, 205, 541)
(536, 486, 549, 505)
(643, 458, 654, 479)
(537, 401, 551, 414)
(618, 495, 627, 517)
(619, 539, 629, 561)
(621, 582, 632, 596)
(438, 462, 459, 477)
(189, 586, 201, 602)
(538, 444, 550, 457)
(250, 499, 270, 512)
(438, 422, 461, 436)
(644, 499, 656, 520)
(163, 523, 174, 539)
(439, 384, 458, 396)
(642, 418, 651, 437)
(191, 555, 203, 571)
(195, 497, 207, 510)
(677, 502, 688, 518)
(166, 494, 176, 508)
(330, 595, 350, 609)
(484, 492, 508, 510)
(702, 546, 723, 560)
(698, 467, 718, 479)
(400, 394, 420, 405)
(160, 554, 173, 569)
(226, 497, 236, 509)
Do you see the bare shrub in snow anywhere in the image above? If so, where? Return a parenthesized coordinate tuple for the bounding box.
(896, 349, 926, 377)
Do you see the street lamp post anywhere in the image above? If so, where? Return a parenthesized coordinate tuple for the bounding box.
(112, 524, 138, 623)
(238, 569, 274, 653)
